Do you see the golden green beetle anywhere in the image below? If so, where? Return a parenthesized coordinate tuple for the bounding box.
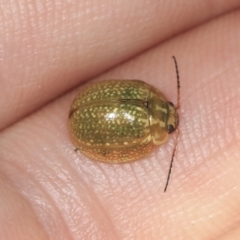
(68, 57, 180, 191)
(68, 79, 179, 161)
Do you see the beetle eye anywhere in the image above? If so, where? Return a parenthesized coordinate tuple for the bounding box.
(167, 124, 175, 134)
(168, 101, 174, 106)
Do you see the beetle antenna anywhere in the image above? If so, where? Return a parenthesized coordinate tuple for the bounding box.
(172, 56, 180, 109)
(164, 129, 179, 192)
(164, 56, 180, 192)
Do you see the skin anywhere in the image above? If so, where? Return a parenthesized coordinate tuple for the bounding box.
(0, 0, 240, 239)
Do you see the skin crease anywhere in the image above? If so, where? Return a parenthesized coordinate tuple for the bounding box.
(0, 0, 240, 240)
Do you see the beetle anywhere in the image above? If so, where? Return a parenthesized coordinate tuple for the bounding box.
(68, 56, 180, 191)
